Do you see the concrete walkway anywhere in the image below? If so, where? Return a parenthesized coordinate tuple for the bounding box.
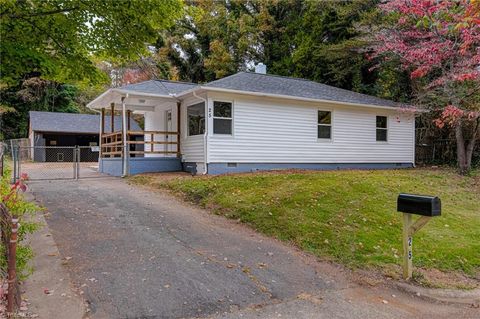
(26, 177, 477, 319)
(22, 206, 85, 319)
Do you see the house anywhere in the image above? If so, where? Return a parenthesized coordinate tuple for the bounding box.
(29, 111, 142, 162)
(87, 65, 415, 176)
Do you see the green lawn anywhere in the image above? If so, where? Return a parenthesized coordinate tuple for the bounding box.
(129, 168, 480, 282)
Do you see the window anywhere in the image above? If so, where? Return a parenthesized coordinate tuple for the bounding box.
(187, 102, 205, 136)
(213, 101, 232, 135)
(317, 110, 332, 139)
(376, 116, 388, 141)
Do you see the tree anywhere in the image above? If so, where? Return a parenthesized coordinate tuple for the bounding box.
(158, 0, 406, 99)
(0, 0, 182, 140)
(296, 1, 384, 94)
(0, 78, 83, 139)
(0, 0, 182, 86)
(157, 0, 266, 82)
(372, 0, 480, 174)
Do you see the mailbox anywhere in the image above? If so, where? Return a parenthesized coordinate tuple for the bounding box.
(397, 193, 441, 217)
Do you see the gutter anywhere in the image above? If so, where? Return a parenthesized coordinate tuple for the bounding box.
(87, 88, 176, 110)
(193, 90, 208, 175)
(113, 88, 173, 99)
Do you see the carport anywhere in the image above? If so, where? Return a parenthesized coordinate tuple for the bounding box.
(29, 111, 141, 162)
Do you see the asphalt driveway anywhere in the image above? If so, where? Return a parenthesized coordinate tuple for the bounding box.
(27, 176, 477, 319)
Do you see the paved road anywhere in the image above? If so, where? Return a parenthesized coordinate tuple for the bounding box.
(28, 177, 477, 319)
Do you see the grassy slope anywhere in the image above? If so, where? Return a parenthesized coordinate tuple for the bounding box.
(130, 169, 480, 278)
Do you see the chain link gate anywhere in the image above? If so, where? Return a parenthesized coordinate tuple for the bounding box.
(12, 146, 101, 181)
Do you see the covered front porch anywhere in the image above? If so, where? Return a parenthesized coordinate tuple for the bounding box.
(89, 85, 184, 176)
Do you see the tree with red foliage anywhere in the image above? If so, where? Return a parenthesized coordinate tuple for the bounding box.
(373, 0, 480, 174)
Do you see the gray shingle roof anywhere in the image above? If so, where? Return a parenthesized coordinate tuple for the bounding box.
(95, 72, 403, 108)
(119, 80, 197, 95)
(29, 111, 141, 134)
(204, 72, 403, 108)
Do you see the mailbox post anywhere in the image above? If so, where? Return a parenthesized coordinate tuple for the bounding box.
(397, 194, 441, 280)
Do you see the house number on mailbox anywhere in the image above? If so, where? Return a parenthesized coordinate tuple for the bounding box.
(397, 194, 441, 280)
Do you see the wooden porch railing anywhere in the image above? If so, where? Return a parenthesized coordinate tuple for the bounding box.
(101, 130, 180, 158)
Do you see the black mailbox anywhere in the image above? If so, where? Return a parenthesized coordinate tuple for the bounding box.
(397, 193, 441, 217)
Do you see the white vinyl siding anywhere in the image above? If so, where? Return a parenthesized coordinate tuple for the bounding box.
(144, 105, 178, 158)
(181, 96, 206, 163)
(182, 135, 204, 162)
(206, 93, 414, 164)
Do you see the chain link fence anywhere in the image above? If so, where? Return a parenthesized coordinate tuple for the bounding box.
(12, 146, 102, 180)
(0, 204, 21, 314)
(415, 139, 480, 167)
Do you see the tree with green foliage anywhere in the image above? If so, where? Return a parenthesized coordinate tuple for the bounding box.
(156, 0, 411, 102)
(0, 0, 182, 86)
(0, 77, 83, 139)
(156, 0, 265, 82)
(0, 0, 182, 139)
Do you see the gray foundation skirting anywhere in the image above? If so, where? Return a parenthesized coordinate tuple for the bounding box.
(100, 158, 414, 176)
(206, 162, 414, 175)
(99, 157, 182, 176)
(182, 162, 197, 175)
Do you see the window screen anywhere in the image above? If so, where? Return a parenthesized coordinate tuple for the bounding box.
(187, 102, 205, 136)
(213, 101, 232, 135)
(376, 116, 388, 141)
(318, 110, 332, 139)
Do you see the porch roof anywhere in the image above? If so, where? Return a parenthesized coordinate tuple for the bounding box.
(87, 80, 197, 111)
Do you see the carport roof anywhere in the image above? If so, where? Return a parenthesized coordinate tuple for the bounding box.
(29, 111, 141, 134)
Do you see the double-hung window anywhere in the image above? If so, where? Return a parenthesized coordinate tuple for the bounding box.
(376, 116, 388, 142)
(187, 102, 205, 136)
(317, 110, 332, 139)
(213, 101, 233, 135)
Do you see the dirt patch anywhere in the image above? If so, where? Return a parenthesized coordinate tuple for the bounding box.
(414, 268, 480, 289)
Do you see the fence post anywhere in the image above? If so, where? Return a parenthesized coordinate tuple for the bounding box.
(7, 217, 18, 314)
(16, 146, 21, 183)
(73, 147, 77, 180)
(12, 146, 19, 183)
(1, 153, 4, 177)
(74, 146, 80, 180)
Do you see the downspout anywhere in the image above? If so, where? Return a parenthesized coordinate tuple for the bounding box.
(193, 91, 208, 175)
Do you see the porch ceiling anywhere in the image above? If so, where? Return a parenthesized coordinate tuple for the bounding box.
(87, 88, 177, 111)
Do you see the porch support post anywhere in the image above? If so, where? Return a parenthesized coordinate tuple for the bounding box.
(101, 108, 105, 135)
(121, 95, 129, 177)
(110, 103, 115, 133)
(177, 101, 181, 157)
(100, 107, 105, 159)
